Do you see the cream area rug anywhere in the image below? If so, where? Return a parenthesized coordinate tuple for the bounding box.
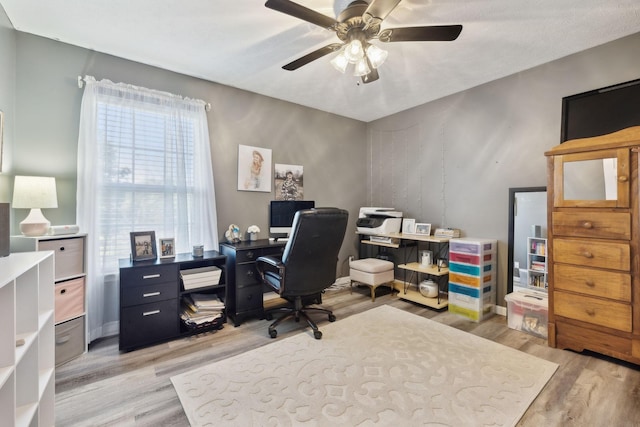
(171, 305, 557, 426)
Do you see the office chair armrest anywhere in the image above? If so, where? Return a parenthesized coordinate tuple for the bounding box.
(255, 255, 285, 282)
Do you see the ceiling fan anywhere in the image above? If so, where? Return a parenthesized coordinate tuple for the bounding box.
(265, 0, 463, 84)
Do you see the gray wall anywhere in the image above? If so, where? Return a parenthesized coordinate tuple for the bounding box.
(367, 32, 640, 306)
(0, 4, 15, 199)
(3, 30, 367, 276)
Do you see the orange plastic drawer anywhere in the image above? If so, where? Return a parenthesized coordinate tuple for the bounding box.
(55, 277, 85, 323)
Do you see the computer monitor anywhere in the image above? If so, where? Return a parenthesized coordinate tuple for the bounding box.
(269, 200, 315, 239)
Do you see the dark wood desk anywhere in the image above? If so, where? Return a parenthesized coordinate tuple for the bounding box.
(219, 239, 286, 326)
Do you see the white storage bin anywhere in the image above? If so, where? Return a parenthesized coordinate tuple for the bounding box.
(505, 291, 548, 339)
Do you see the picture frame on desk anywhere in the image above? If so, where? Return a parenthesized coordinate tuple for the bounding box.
(402, 218, 415, 234)
(414, 223, 432, 236)
(130, 231, 157, 261)
(159, 237, 175, 258)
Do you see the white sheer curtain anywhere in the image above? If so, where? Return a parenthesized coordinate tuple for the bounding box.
(77, 76, 218, 342)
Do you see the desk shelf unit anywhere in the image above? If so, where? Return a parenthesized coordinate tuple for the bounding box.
(358, 232, 450, 309)
(118, 251, 226, 352)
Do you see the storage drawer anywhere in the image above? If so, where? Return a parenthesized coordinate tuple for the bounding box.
(552, 211, 630, 240)
(120, 299, 179, 350)
(236, 285, 264, 311)
(554, 291, 632, 332)
(449, 282, 493, 299)
(39, 237, 84, 280)
(120, 281, 177, 307)
(236, 263, 260, 287)
(449, 252, 493, 265)
(449, 239, 496, 255)
(55, 316, 85, 366)
(55, 277, 85, 323)
(553, 238, 629, 271)
(554, 264, 631, 302)
(236, 246, 284, 263)
(120, 263, 178, 287)
(449, 271, 493, 288)
(449, 261, 493, 277)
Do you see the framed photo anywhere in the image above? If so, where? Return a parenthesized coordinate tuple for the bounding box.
(414, 223, 432, 236)
(402, 218, 416, 234)
(159, 237, 175, 258)
(238, 144, 272, 192)
(130, 231, 157, 261)
(275, 163, 304, 200)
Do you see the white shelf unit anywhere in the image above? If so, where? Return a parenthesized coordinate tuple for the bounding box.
(527, 237, 548, 291)
(11, 234, 88, 366)
(0, 251, 55, 426)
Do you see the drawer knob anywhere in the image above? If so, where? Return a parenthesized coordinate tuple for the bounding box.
(60, 246, 65, 251)
(581, 221, 593, 229)
(60, 289, 67, 294)
(585, 309, 596, 317)
(581, 251, 594, 259)
(585, 280, 596, 288)
(143, 292, 161, 298)
(247, 251, 255, 259)
(143, 274, 161, 279)
(143, 309, 161, 316)
(246, 270, 254, 278)
(618, 175, 629, 183)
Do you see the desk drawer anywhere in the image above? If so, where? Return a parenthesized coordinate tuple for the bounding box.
(236, 263, 260, 287)
(554, 264, 631, 302)
(236, 285, 264, 311)
(40, 237, 84, 280)
(120, 299, 179, 350)
(120, 263, 178, 287)
(553, 238, 629, 271)
(55, 277, 85, 323)
(552, 211, 630, 240)
(554, 291, 632, 332)
(236, 246, 284, 263)
(121, 282, 177, 307)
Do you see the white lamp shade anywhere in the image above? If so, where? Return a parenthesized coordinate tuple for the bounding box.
(344, 40, 365, 63)
(12, 176, 58, 209)
(353, 58, 371, 77)
(366, 44, 388, 69)
(330, 50, 349, 73)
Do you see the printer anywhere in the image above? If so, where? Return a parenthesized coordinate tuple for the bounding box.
(356, 207, 403, 235)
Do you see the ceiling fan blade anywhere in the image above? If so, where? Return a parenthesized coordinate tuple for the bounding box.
(363, 0, 401, 25)
(362, 68, 379, 84)
(282, 43, 343, 71)
(265, 0, 338, 30)
(379, 25, 463, 42)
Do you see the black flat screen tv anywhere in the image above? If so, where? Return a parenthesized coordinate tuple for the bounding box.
(269, 200, 315, 239)
(561, 77, 640, 142)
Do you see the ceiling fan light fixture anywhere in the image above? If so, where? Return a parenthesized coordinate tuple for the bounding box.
(344, 39, 365, 63)
(366, 44, 388, 69)
(353, 57, 371, 77)
(330, 50, 349, 73)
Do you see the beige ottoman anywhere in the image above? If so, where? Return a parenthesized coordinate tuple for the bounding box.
(349, 258, 395, 301)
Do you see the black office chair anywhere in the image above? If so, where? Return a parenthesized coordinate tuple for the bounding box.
(256, 207, 349, 339)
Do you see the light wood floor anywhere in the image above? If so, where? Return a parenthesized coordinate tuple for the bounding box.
(55, 286, 640, 426)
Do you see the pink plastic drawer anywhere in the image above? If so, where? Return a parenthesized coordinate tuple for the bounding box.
(55, 277, 85, 323)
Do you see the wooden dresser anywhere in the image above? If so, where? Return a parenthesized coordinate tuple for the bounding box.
(545, 126, 640, 364)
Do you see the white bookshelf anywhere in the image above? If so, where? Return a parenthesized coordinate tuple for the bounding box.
(0, 251, 55, 426)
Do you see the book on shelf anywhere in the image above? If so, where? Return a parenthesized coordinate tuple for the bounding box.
(180, 266, 221, 290)
(181, 293, 224, 325)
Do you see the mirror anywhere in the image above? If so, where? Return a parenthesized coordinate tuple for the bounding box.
(507, 187, 547, 294)
(564, 158, 617, 200)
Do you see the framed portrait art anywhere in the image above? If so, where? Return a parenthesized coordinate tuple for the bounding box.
(130, 231, 157, 261)
(238, 144, 272, 192)
(159, 237, 175, 258)
(414, 223, 432, 236)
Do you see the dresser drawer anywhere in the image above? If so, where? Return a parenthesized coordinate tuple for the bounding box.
(120, 299, 179, 350)
(120, 263, 178, 287)
(121, 281, 177, 307)
(55, 277, 85, 323)
(552, 211, 630, 240)
(554, 264, 631, 302)
(552, 238, 629, 271)
(554, 291, 632, 332)
(39, 237, 84, 280)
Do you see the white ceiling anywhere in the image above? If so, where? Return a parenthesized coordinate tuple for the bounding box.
(2, 0, 640, 122)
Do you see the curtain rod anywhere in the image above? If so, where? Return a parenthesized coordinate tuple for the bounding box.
(77, 75, 212, 112)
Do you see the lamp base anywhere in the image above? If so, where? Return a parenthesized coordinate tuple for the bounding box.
(20, 208, 51, 237)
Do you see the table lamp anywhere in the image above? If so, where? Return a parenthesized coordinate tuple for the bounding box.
(12, 175, 58, 236)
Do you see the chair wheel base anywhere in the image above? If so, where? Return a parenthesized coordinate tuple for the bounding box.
(269, 329, 278, 338)
(313, 330, 322, 339)
(328, 314, 336, 322)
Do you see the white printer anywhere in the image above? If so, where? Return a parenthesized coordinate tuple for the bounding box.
(356, 207, 403, 235)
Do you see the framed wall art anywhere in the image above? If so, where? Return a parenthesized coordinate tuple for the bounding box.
(402, 218, 416, 234)
(414, 223, 432, 236)
(159, 237, 175, 258)
(275, 163, 304, 200)
(130, 231, 157, 261)
(238, 144, 272, 192)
